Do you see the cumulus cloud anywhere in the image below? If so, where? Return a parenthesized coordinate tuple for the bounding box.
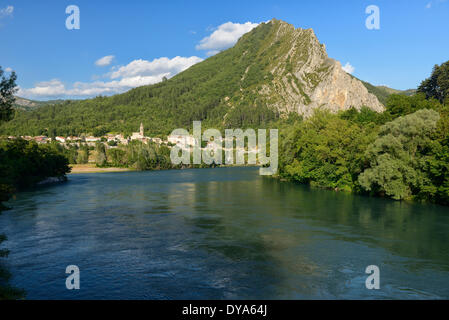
(19, 56, 203, 99)
(342, 62, 355, 74)
(0, 5, 14, 18)
(426, 0, 447, 8)
(110, 56, 203, 79)
(18, 22, 261, 99)
(5, 67, 13, 72)
(196, 21, 259, 55)
(18, 79, 66, 97)
(95, 55, 115, 67)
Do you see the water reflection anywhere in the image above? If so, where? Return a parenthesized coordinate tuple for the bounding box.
(0, 167, 448, 299)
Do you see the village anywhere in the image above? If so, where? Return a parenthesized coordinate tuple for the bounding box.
(4, 123, 259, 157)
(5, 123, 198, 150)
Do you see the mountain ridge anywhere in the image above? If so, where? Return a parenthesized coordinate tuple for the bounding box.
(13, 96, 66, 110)
(233, 19, 384, 116)
(2, 19, 401, 136)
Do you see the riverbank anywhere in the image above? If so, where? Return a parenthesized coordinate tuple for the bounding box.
(69, 164, 134, 174)
(69, 164, 255, 174)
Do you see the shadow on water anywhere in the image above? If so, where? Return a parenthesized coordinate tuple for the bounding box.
(259, 178, 449, 270)
(0, 167, 448, 299)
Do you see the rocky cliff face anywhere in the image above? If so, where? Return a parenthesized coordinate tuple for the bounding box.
(234, 19, 384, 116)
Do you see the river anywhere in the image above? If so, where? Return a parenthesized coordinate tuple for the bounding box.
(0, 167, 448, 299)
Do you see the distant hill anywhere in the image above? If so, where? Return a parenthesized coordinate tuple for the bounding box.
(2, 19, 388, 137)
(13, 96, 66, 111)
(358, 81, 416, 105)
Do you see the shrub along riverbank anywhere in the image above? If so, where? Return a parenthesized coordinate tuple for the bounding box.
(277, 94, 449, 205)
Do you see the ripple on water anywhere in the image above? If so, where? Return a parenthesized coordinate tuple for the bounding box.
(0, 168, 448, 299)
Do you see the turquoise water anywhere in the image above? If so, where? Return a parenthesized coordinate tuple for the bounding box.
(0, 167, 448, 299)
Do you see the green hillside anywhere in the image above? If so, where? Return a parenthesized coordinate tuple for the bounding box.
(1, 19, 387, 137)
(4, 18, 418, 140)
(1, 22, 281, 137)
(356, 78, 415, 105)
(13, 96, 66, 111)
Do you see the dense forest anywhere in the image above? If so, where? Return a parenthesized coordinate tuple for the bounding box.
(278, 60, 449, 205)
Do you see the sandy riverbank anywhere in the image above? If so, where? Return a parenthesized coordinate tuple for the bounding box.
(69, 164, 133, 174)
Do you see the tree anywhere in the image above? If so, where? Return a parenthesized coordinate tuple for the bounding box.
(359, 109, 441, 200)
(279, 111, 377, 192)
(385, 93, 442, 119)
(95, 142, 107, 167)
(76, 145, 89, 164)
(107, 148, 126, 167)
(0, 66, 17, 123)
(418, 60, 449, 104)
(424, 111, 449, 205)
(0, 67, 22, 299)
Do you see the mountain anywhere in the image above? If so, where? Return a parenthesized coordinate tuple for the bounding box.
(231, 19, 384, 116)
(375, 86, 415, 96)
(2, 19, 385, 137)
(13, 96, 66, 111)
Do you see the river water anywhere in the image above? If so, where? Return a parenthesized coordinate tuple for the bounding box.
(0, 167, 448, 299)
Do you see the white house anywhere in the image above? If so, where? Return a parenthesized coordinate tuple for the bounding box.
(168, 135, 197, 148)
(85, 136, 101, 142)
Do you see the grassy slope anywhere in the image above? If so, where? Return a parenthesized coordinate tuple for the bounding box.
(359, 80, 416, 105)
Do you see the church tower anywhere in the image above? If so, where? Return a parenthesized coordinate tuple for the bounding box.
(140, 123, 144, 137)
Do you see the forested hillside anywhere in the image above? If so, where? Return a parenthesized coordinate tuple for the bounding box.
(0, 19, 384, 137)
(359, 79, 415, 105)
(13, 96, 66, 111)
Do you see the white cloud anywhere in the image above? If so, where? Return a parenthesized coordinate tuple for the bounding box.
(342, 62, 355, 74)
(95, 55, 115, 67)
(19, 79, 66, 97)
(19, 56, 203, 99)
(196, 21, 259, 55)
(110, 56, 203, 79)
(18, 22, 260, 99)
(426, 0, 447, 8)
(5, 67, 13, 72)
(0, 5, 14, 18)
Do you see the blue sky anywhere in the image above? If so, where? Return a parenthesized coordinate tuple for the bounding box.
(0, 0, 448, 100)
